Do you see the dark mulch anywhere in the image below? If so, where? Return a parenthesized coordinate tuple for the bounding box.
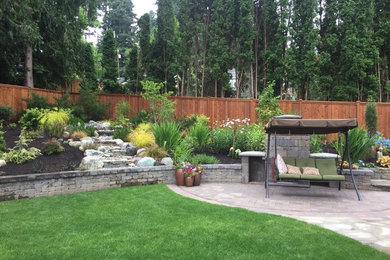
(1, 125, 84, 176)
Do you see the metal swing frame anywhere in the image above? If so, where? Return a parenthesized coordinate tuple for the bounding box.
(264, 118, 361, 201)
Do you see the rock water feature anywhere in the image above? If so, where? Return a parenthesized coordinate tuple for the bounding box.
(68, 121, 173, 170)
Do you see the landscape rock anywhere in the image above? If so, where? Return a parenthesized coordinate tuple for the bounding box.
(124, 144, 137, 156)
(79, 156, 104, 170)
(84, 149, 104, 157)
(80, 137, 94, 148)
(62, 131, 70, 138)
(160, 157, 173, 166)
(98, 145, 111, 153)
(137, 157, 155, 167)
(0, 160, 6, 168)
(68, 141, 81, 147)
(114, 139, 124, 145)
(137, 148, 147, 157)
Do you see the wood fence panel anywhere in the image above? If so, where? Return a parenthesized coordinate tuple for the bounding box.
(2, 83, 390, 137)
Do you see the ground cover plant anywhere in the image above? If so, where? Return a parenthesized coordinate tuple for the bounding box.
(0, 185, 388, 259)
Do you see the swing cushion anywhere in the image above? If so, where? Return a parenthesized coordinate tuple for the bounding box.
(316, 159, 338, 175)
(322, 175, 345, 181)
(295, 158, 316, 168)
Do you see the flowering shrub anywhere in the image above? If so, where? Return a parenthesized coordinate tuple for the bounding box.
(194, 165, 205, 175)
(375, 132, 390, 149)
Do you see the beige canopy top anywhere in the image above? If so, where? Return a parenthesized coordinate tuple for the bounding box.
(265, 118, 358, 135)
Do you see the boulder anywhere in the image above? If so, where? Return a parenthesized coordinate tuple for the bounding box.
(137, 157, 156, 167)
(124, 144, 137, 156)
(79, 156, 104, 170)
(137, 148, 147, 157)
(80, 137, 94, 149)
(63, 131, 70, 139)
(84, 149, 104, 157)
(68, 141, 81, 147)
(98, 145, 111, 153)
(114, 139, 124, 145)
(160, 157, 173, 166)
(0, 160, 6, 168)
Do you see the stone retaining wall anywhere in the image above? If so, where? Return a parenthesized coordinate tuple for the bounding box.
(0, 164, 241, 201)
(372, 168, 390, 180)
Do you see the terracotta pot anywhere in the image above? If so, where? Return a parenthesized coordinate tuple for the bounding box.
(175, 169, 185, 186)
(193, 174, 202, 186)
(185, 176, 194, 187)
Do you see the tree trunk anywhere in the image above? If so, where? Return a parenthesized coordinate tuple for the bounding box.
(24, 45, 34, 88)
(194, 32, 199, 98)
(221, 84, 224, 98)
(214, 79, 218, 97)
(201, 8, 210, 97)
(250, 64, 254, 98)
(186, 65, 191, 96)
(181, 69, 185, 96)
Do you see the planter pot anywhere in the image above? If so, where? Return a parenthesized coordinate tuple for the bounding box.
(193, 174, 202, 186)
(175, 169, 185, 186)
(185, 176, 194, 187)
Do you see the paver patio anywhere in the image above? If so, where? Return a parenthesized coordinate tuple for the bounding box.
(168, 183, 390, 254)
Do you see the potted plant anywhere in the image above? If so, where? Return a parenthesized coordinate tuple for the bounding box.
(173, 161, 188, 186)
(193, 165, 204, 186)
(183, 163, 195, 187)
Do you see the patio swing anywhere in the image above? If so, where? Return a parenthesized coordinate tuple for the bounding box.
(264, 116, 361, 201)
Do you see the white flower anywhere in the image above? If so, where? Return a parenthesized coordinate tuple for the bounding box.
(230, 147, 234, 151)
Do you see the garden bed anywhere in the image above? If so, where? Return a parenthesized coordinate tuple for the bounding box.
(0, 125, 84, 176)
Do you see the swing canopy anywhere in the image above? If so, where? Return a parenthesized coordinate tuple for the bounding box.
(265, 118, 358, 135)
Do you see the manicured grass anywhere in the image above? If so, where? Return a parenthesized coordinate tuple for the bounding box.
(0, 185, 388, 259)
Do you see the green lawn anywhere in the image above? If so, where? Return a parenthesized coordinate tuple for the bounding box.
(0, 185, 388, 260)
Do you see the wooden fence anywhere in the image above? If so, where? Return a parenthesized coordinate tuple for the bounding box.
(1, 83, 390, 137)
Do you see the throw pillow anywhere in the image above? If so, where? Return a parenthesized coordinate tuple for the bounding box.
(276, 153, 287, 174)
(286, 164, 301, 175)
(302, 167, 320, 175)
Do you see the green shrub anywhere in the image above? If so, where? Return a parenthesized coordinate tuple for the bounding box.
(113, 127, 131, 141)
(310, 135, 326, 153)
(365, 102, 377, 136)
(190, 154, 220, 164)
(209, 128, 234, 154)
(175, 115, 198, 130)
(18, 108, 44, 130)
(42, 139, 65, 155)
(243, 123, 266, 151)
(40, 109, 71, 137)
(187, 123, 210, 152)
(333, 127, 376, 163)
(173, 139, 193, 163)
(141, 80, 175, 123)
(23, 92, 52, 109)
(130, 110, 150, 125)
(76, 87, 109, 121)
(54, 92, 73, 109)
(256, 81, 282, 125)
(0, 106, 13, 121)
(1, 129, 41, 164)
(152, 121, 181, 154)
(115, 101, 131, 119)
(0, 122, 6, 151)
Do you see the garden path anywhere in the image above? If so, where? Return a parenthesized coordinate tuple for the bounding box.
(168, 183, 390, 254)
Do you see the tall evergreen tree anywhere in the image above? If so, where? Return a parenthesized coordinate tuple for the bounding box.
(102, 0, 136, 75)
(317, 0, 340, 100)
(151, 0, 178, 91)
(137, 13, 151, 82)
(338, 0, 377, 101)
(125, 45, 139, 93)
(288, 0, 318, 99)
(101, 29, 120, 93)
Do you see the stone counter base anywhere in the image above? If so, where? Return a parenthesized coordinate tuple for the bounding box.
(0, 164, 241, 201)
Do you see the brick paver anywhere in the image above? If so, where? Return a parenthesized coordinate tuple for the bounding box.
(168, 183, 390, 254)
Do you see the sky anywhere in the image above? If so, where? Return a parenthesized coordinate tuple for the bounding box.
(84, 0, 157, 45)
(133, 0, 157, 18)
